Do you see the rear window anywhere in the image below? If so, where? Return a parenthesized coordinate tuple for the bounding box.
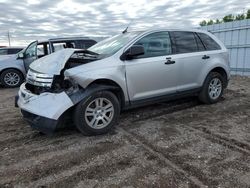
(172, 31, 198, 54)
(197, 33, 221, 51)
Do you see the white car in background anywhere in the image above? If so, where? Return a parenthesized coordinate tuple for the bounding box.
(0, 37, 97, 87)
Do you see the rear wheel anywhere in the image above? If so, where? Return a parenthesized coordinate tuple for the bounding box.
(74, 90, 120, 136)
(199, 72, 225, 104)
(0, 69, 24, 88)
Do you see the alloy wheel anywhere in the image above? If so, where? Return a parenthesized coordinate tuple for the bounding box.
(84, 97, 114, 129)
(208, 78, 222, 100)
(4, 72, 20, 86)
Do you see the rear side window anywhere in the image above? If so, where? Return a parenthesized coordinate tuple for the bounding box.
(0, 49, 8, 55)
(133, 31, 172, 58)
(194, 34, 206, 51)
(8, 48, 22, 54)
(52, 41, 76, 52)
(171, 31, 198, 54)
(197, 33, 221, 51)
(37, 43, 50, 57)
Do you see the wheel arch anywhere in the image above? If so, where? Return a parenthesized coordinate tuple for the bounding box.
(0, 67, 25, 78)
(208, 67, 228, 88)
(202, 66, 229, 88)
(210, 67, 227, 79)
(87, 79, 127, 109)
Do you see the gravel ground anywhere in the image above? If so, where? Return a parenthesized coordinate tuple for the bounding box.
(0, 76, 250, 188)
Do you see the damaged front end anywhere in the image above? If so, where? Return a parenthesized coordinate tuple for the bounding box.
(17, 49, 100, 134)
(17, 82, 76, 134)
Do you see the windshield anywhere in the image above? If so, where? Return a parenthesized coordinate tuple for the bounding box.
(88, 31, 142, 56)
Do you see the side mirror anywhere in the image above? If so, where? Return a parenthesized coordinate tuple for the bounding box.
(121, 45, 145, 60)
(127, 45, 145, 57)
(17, 52, 24, 59)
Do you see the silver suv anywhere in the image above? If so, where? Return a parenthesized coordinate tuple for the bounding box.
(17, 29, 230, 135)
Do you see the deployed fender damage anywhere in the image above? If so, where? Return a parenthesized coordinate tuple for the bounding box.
(17, 83, 119, 134)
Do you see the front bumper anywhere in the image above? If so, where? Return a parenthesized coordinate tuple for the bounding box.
(17, 83, 74, 133)
(21, 109, 59, 134)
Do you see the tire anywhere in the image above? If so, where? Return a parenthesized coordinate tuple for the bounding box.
(0, 69, 24, 88)
(73, 90, 120, 136)
(199, 72, 225, 104)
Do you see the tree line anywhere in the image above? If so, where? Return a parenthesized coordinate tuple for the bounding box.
(199, 9, 250, 26)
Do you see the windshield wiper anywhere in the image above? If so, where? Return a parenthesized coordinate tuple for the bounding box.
(83, 53, 99, 59)
(73, 50, 100, 59)
(78, 49, 99, 56)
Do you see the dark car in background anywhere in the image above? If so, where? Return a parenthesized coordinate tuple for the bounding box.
(0, 37, 97, 87)
(0, 47, 24, 56)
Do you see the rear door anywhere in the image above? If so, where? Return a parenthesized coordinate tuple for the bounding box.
(196, 32, 222, 68)
(125, 31, 178, 102)
(170, 31, 207, 91)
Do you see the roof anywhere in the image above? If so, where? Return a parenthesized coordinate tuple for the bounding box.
(128, 28, 210, 34)
(49, 37, 90, 41)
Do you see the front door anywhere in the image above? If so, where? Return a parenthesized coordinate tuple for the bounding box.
(23, 41, 38, 71)
(125, 31, 178, 102)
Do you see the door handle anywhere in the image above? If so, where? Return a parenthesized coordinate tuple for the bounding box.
(165, 60, 175, 65)
(165, 57, 175, 65)
(202, 55, 210, 59)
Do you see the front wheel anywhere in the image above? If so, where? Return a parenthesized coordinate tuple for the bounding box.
(0, 69, 24, 88)
(74, 90, 120, 136)
(199, 72, 225, 104)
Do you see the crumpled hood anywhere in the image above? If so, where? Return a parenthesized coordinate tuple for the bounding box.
(29, 49, 77, 75)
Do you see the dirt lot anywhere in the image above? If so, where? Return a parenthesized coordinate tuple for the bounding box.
(0, 76, 250, 188)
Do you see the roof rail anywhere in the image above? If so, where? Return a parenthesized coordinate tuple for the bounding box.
(48, 36, 90, 41)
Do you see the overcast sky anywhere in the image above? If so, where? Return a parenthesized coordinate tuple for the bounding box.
(0, 0, 249, 46)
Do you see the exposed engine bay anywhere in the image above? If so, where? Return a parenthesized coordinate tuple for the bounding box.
(25, 50, 101, 95)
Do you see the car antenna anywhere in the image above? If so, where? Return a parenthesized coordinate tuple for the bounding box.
(122, 20, 133, 34)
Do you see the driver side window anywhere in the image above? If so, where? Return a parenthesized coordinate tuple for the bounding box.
(25, 42, 37, 58)
(134, 31, 172, 58)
